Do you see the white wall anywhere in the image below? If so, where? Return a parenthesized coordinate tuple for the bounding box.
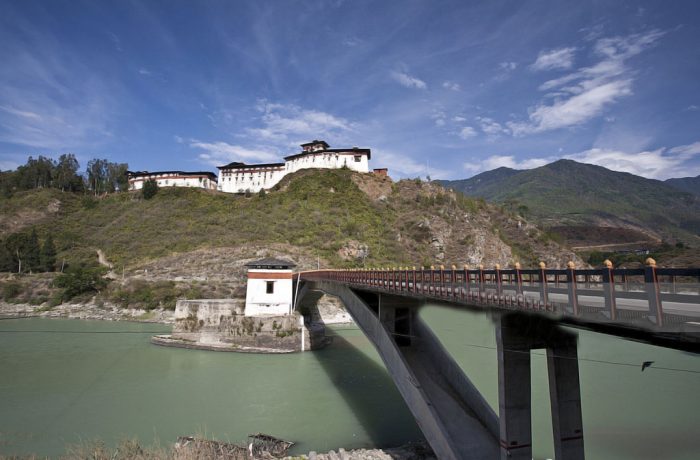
(129, 174, 216, 190)
(218, 167, 286, 194)
(285, 152, 369, 175)
(244, 269, 294, 316)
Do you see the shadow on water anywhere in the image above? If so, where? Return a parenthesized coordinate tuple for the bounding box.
(300, 290, 424, 449)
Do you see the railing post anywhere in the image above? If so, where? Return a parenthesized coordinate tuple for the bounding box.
(451, 265, 457, 299)
(514, 262, 523, 296)
(478, 264, 485, 302)
(495, 264, 503, 303)
(539, 261, 549, 309)
(644, 258, 664, 326)
(463, 265, 469, 300)
(439, 265, 445, 297)
(565, 261, 579, 316)
(601, 260, 617, 320)
(412, 266, 417, 293)
(429, 265, 435, 295)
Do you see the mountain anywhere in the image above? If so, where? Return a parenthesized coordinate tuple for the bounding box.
(665, 175, 700, 196)
(440, 160, 700, 252)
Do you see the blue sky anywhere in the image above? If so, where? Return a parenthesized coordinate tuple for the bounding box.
(1, 0, 699, 180)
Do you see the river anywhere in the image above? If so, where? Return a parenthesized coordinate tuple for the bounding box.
(1, 306, 699, 459)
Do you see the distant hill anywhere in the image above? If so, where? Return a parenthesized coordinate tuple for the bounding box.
(439, 160, 700, 249)
(665, 175, 700, 196)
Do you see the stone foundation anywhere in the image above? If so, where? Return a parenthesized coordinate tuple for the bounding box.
(152, 299, 328, 352)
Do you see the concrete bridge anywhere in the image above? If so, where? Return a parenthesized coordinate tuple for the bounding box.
(295, 259, 700, 460)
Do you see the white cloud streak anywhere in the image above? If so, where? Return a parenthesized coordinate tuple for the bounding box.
(191, 141, 280, 166)
(458, 126, 477, 139)
(508, 30, 664, 136)
(531, 47, 577, 71)
(391, 71, 427, 89)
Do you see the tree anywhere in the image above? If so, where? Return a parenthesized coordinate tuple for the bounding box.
(54, 154, 82, 192)
(40, 235, 57, 272)
(0, 241, 14, 272)
(25, 229, 41, 273)
(14, 156, 56, 190)
(142, 179, 159, 199)
(87, 159, 109, 195)
(107, 162, 129, 192)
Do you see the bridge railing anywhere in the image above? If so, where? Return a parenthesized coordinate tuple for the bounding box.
(298, 259, 700, 329)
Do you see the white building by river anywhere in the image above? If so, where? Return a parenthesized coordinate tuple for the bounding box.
(127, 170, 218, 191)
(244, 258, 296, 316)
(217, 140, 371, 194)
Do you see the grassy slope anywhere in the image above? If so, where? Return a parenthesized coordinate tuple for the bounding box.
(1, 169, 585, 273)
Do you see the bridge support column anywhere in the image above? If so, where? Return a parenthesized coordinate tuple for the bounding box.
(547, 335, 585, 460)
(497, 314, 585, 460)
(497, 317, 533, 460)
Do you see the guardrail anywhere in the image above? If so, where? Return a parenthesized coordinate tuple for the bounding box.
(299, 259, 700, 329)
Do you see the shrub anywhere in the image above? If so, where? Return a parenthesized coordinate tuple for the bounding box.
(142, 179, 159, 200)
(53, 264, 108, 301)
(2, 282, 22, 300)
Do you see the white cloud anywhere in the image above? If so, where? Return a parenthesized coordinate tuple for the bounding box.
(391, 71, 427, 89)
(668, 141, 700, 156)
(559, 140, 700, 179)
(464, 154, 550, 173)
(434, 118, 446, 127)
(453, 116, 467, 123)
(0, 105, 42, 121)
(687, 105, 699, 111)
(476, 116, 507, 135)
(442, 81, 461, 91)
(509, 30, 664, 135)
(190, 141, 280, 166)
(138, 68, 152, 76)
(458, 126, 477, 139)
(530, 47, 577, 71)
(375, 149, 450, 179)
(246, 101, 354, 145)
(499, 61, 517, 71)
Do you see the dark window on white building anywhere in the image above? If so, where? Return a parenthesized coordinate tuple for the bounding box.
(266, 281, 274, 294)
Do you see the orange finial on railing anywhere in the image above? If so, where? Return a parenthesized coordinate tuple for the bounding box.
(567, 261, 575, 269)
(603, 259, 613, 268)
(539, 261, 546, 269)
(645, 257, 657, 267)
(514, 262, 521, 269)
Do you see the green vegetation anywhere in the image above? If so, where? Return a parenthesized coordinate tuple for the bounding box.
(142, 179, 159, 199)
(53, 264, 108, 301)
(105, 280, 202, 310)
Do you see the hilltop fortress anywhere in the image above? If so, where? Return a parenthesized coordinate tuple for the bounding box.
(128, 140, 378, 194)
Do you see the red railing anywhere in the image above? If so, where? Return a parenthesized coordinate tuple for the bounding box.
(299, 260, 700, 328)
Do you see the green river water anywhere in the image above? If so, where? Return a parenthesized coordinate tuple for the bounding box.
(1, 306, 699, 459)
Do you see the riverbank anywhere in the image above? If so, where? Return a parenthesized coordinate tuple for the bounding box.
(0, 301, 175, 323)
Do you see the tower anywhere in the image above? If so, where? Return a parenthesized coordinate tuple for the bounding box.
(244, 258, 296, 316)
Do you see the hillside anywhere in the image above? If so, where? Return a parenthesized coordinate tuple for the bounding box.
(665, 175, 700, 197)
(440, 160, 700, 250)
(0, 169, 585, 309)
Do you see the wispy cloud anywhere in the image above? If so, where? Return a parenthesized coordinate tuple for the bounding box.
(375, 148, 449, 179)
(508, 30, 664, 136)
(458, 126, 477, 139)
(138, 68, 152, 76)
(245, 100, 355, 146)
(476, 116, 507, 136)
(391, 71, 427, 89)
(530, 47, 576, 71)
(464, 155, 549, 173)
(442, 81, 460, 91)
(567, 142, 700, 179)
(191, 141, 280, 166)
(499, 61, 517, 71)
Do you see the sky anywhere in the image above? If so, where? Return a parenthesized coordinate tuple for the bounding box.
(1, 0, 699, 180)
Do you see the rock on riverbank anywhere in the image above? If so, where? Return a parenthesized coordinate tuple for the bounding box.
(288, 442, 436, 460)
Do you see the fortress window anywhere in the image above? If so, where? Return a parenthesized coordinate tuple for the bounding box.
(354, 155, 361, 162)
(266, 281, 274, 294)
